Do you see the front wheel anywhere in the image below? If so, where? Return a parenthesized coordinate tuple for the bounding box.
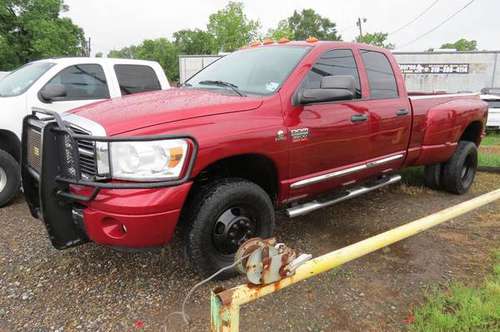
(183, 178, 275, 279)
(0, 150, 20, 208)
(442, 141, 478, 195)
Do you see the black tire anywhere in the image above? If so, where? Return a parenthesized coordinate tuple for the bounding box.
(183, 178, 275, 279)
(424, 163, 443, 190)
(0, 149, 21, 208)
(442, 141, 478, 195)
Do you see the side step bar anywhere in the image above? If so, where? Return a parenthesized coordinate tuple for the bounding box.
(286, 175, 402, 218)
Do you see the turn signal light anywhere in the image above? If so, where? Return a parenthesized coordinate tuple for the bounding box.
(306, 36, 318, 43)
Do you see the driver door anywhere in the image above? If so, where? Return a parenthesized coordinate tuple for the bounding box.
(30, 64, 111, 113)
(287, 49, 373, 198)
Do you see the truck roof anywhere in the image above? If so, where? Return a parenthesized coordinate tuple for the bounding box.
(30, 57, 161, 67)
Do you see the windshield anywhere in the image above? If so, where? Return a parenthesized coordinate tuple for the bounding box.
(0, 62, 55, 97)
(186, 46, 311, 96)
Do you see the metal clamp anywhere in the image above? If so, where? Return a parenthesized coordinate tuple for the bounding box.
(235, 238, 311, 285)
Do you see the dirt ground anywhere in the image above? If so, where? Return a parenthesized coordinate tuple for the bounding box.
(0, 171, 499, 332)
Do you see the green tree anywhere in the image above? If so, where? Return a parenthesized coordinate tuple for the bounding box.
(108, 38, 179, 82)
(173, 29, 216, 54)
(0, 0, 86, 70)
(267, 19, 295, 40)
(207, 2, 260, 52)
(440, 38, 477, 51)
(286, 9, 341, 41)
(356, 32, 394, 49)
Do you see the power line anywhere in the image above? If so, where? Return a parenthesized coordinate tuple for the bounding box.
(398, 0, 476, 49)
(389, 0, 440, 35)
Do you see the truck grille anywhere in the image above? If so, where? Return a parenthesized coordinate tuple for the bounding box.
(68, 124, 98, 179)
(27, 128, 42, 173)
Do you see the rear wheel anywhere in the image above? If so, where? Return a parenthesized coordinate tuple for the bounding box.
(0, 149, 20, 207)
(183, 178, 275, 279)
(441, 141, 478, 195)
(424, 163, 443, 190)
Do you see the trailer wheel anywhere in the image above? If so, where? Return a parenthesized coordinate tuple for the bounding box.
(424, 164, 442, 190)
(0, 149, 20, 207)
(442, 141, 478, 195)
(183, 178, 275, 279)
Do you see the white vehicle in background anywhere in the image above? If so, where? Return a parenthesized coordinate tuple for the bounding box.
(0, 57, 169, 207)
(480, 88, 500, 130)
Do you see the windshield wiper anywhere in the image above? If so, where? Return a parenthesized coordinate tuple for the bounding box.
(198, 80, 246, 97)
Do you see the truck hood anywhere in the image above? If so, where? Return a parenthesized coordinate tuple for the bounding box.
(68, 88, 263, 135)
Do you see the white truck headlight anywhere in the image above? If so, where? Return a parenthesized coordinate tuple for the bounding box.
(104, 139, 189, 181)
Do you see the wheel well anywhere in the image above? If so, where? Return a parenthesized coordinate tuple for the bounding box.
(192, 154, 279, 204)
(459, 121, 482, 146)
(0, 130, 21, 162)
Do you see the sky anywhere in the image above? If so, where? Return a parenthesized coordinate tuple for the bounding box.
(62, 0, 497, 55)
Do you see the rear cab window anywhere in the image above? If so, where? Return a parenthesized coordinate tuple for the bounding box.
(114, 64, 161, 96)
(360, 50, 399, 99)
(42, 64, 110, 102)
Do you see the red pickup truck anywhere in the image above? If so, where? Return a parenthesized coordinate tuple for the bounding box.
(22, 41, 487, 278)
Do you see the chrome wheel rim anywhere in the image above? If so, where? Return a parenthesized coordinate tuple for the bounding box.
(0, 167, 7, 193)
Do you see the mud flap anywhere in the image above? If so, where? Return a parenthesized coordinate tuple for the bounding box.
(22, 117, 88, 249)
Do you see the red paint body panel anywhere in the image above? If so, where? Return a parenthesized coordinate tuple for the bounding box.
(66, 41, 488, 248)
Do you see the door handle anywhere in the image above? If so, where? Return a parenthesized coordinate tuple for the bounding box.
(351, 114, 368, 122)
(396, 109, 409, 116)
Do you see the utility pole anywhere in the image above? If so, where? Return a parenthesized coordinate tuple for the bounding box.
(356, 17, 367, 40)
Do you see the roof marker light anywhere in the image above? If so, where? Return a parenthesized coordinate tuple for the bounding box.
(262, 38, 274, 45)
(306, 36, 318, 43)
(278, 37, 290, 43)
(250, 40, 261, 47)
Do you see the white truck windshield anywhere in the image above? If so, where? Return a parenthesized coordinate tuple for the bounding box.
(0, 62, 55, 97)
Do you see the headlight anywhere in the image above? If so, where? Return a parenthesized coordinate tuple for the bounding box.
(96, 139, 189, 181)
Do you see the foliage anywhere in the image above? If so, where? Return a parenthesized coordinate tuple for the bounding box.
(356, 32, 394, 49)
(174, 29, 217, 55)
(267, 19, 295, 40)
(285, 9, 341, 41)
(95, 52, 103, 58)
(410, 250, 500, 331)
(441, 38, 478, 51)
(107, 38, 179, 81)
(207, 1, 260, 52)
(0, 0, 86, 70)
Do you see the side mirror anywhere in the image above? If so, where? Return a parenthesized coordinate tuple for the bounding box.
(39, 84, 67, 103)
(298, 75, 356, 105)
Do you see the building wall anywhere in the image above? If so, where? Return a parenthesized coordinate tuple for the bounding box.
(393, 51, 500, 93)
(179, 51, 500, 93)
(179, 55, 221, 84)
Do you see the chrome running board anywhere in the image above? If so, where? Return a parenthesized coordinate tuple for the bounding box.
(286, 175, 402, 218)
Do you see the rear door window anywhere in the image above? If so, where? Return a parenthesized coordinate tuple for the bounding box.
(43, 64, 110, 101)
(303, 49, 362, 99)
(114, 65, 161, 95)
(360, 50, 399, 99)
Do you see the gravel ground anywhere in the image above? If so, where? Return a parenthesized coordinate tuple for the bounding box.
(0, 171, 499, 331)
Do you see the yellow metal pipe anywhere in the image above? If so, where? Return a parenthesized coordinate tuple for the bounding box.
(216, 188, 500, 308)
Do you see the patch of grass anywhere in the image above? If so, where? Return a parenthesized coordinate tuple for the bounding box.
(482, 133, 500, 146)
(410, 250, 500, 332)
(400, 167, 425, 187)
(479, 152, 500, 168)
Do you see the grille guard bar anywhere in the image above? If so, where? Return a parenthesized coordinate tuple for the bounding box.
(28, 107, 199, 202)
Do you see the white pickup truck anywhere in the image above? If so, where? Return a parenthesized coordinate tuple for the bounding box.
(0, 57, 170, 207)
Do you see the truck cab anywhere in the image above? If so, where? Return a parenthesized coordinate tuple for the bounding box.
(0, 58, 169, 207)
